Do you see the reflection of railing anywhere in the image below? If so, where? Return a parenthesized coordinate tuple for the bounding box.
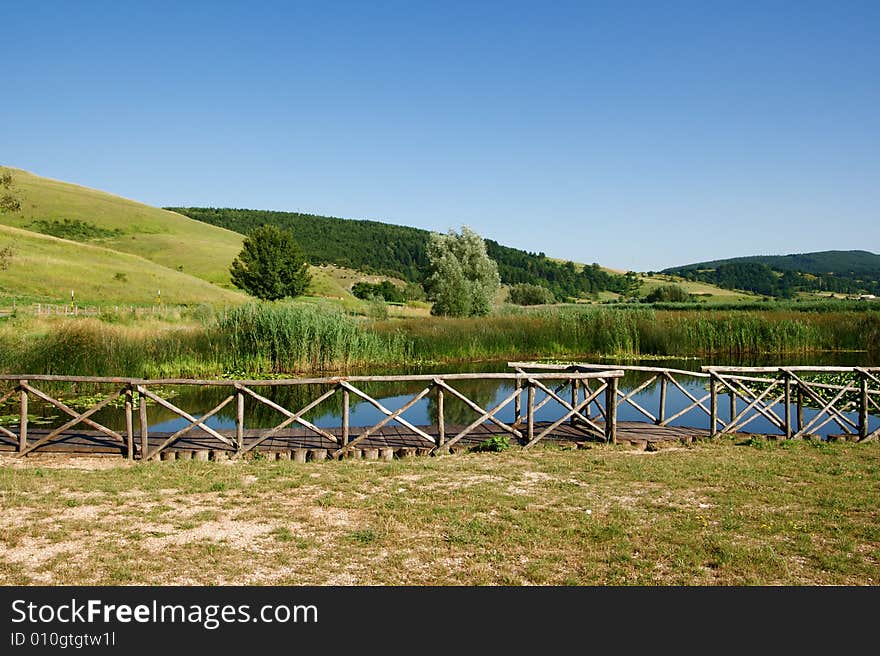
(509, 362, 880, 442)
(0, 370, 623, 459)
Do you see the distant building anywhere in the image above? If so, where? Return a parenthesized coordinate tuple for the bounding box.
(857, 294, 878, 301)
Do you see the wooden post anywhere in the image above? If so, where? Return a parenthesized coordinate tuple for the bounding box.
(605, 377, 618, 444)
(19, 380, 27, 453)
(784, 373, 792, 439)
(797, 385, 804, 432)
(729, 388, 736, 428)
(124, 385, 134, 460)
(859, 373, 869, 440)
(709, 374, 718, 438)
(584, 381, 591, 419)
(139, 390, 148, 459)
(570, 379, 579, 426)
(437, 387, 445, 446)
(236, 388, 245, 453)
(527, 383, 535, 444)
(514, 377, 521, 424)
(657, 374, 667, 425)
(342, 388, 350, 446)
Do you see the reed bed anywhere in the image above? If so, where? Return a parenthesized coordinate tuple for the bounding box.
(0, 305, 875, 378)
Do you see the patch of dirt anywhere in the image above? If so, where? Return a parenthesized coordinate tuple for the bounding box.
(0, 454, 133, 471)
(140, 520, 271, 551)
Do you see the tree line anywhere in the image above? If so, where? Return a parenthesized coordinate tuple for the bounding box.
(168, 207, 630, 299)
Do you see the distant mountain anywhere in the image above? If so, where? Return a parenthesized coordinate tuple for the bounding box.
(168, 207, 630, 300)
(663, 250, 880, 298)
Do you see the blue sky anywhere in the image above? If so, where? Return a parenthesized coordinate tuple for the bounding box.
(2, 1, 878, 271)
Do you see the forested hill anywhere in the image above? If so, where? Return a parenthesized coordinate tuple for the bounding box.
(663, 250, 880, 297)
(168, 207, 628, 299)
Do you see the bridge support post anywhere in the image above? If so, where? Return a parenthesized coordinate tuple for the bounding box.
(570, 379, 579, 426)
(605, 377, 617, 444)
(859, 373, 869, 441)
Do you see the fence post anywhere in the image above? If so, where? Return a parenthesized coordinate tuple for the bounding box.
(784, 372, 792, 439)
(657, 373, 667, 425)
(514, 376, 522, 424)
(236, 387, 245, 453)
(139, 388, 148, 459)
(125, 384, 134, 460)
(342, 388, 350, 446)
(605, 376, 617, 444)
(437, 386, 445, 447)
(709, 373, 718, 437)
(570, 378, 579, 426)
(797, 385, 804, 433)
(527, 382, 535, 444)
(859, 372, 869, 441)
(729, 386, 736, 429)
(19, 380, 27, 453)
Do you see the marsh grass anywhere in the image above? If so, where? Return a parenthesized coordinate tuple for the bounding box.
(0, 305, 875, 378)
(0, 437, 877, 585)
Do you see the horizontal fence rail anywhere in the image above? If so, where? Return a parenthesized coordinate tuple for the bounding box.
(510, 362, 880, 443)
(0, 371, 624, 459)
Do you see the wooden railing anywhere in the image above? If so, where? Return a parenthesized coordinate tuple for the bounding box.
(509, 362, 880, 442)
(0, 370, 624, 459)
(703, 366, 880, 441)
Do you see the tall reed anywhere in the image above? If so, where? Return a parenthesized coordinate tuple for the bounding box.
(212, 302, 409, 372)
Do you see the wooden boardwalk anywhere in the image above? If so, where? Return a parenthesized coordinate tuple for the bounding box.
(0, 421, 708, 459)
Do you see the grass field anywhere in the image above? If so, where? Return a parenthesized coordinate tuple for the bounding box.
(0, 436, 877, 585)
(0, 224, 247, 306)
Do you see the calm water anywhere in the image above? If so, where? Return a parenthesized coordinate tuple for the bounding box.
(18, 352, 880, 438)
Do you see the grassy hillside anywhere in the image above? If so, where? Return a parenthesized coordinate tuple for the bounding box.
(638, 273, 755, 302)
(0, 224, 247, 305)
(2, 168, 244, 287)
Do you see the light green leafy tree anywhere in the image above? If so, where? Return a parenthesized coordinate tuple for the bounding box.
(425, 225, 500, 317)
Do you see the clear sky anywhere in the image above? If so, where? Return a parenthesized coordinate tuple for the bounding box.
(2, 1, 878, 271)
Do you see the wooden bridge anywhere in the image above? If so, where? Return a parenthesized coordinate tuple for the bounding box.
(0, 363, 877, 461)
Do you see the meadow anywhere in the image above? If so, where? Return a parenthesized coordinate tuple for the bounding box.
(0, 436, 877, 585)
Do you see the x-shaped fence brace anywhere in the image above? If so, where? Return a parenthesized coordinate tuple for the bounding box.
(1, 372, 622, 458)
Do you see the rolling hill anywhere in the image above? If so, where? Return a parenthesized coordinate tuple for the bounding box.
(2, 167, 245, 287)
(663, 250, 880, 297)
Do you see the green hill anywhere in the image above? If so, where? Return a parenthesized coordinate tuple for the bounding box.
(2, 167, 245, 287)
(167, 207, 629, 300)
(664, 250, 880, 298)
(0, 224, 246, 305)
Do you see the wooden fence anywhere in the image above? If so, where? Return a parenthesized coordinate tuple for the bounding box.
(0, 370, 623, 459)
(510, 362, 880, 442)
